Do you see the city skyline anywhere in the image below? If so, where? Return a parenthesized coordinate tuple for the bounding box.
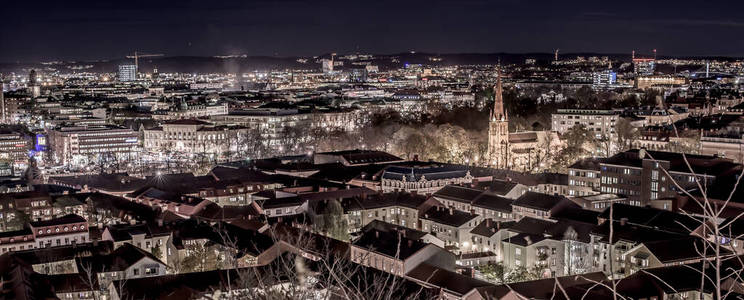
(2, 2, 744, 299)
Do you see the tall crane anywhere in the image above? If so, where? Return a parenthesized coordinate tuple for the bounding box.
(125, 51, 164, 70)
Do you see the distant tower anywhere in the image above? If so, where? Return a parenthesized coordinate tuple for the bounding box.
(487, 68, 510, 168)
(27, 69, 41, 98)
(0, 76, 5, 123)
(28, 70, 37, 86)
(118, 65, 137, 82)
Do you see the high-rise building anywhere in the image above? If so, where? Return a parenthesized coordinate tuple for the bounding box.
(321, 59, 334, 74)
(592, 69, 617, 87)
(633, 58, 655, 75)
(28, 70, 37, 86)
(118, 65, 137, 82)
(27, 69, 41, 98)
(0, 82, 5, 123)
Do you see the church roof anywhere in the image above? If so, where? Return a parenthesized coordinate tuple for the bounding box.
(508, 132, 538, 143)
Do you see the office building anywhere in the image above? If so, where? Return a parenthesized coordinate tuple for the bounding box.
(118, 64, 137, 82)
(48, 125, 139, 165)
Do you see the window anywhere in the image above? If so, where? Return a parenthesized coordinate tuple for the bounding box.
(515, 248, 521, 256)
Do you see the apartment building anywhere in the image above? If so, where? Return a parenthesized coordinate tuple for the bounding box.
(551, 109, 618, 139)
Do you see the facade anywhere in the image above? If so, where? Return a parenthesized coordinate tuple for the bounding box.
(598, 149, 739, 206)
(29, 214, 89, 249)
(551, 109, 618, 139)
(567, 158, 602, 197)
(632, 58, 655, 75)
(142, 119, 248, 155)
(487, 70, 510, 168)
(379, 165, 475, 194)
(701, 135, 744, 163)
(635, 75, 686, 89)
(101, 224, 176, 266)
(118, 65, 137, 82)
(343, 192, 438, 232)
(0, 131, 31, 174)
(420, 206, 481, 252)
(592, 69, 617, 87)
(48, 125, 139, 165)
(152, 102, 229, 120)
(350, 227, 456, 276)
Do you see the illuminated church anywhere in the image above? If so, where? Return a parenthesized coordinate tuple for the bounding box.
(487, 70, 558, 170)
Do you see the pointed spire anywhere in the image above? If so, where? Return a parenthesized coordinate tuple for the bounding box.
(492, 66, 505, 121)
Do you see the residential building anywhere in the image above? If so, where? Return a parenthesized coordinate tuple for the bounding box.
(420, 206, 481, 252)
(29, 214, 89, 249)
(599, 149, 741, 206)
(350, 225, 455, 276)
(551, 109, 618, 139)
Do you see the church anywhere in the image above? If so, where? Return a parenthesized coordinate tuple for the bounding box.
(487, 70, 559, 171)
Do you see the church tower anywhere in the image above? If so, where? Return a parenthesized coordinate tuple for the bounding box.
(487, 69, 509, 168)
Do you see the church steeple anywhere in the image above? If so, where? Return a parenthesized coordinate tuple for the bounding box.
(487, 66, 510, 168)
(491, 68, 506, 121)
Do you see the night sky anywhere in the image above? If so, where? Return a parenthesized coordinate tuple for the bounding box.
(2, 0, 744, 62)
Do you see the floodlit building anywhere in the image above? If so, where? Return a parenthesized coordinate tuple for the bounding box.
(551, 109, 618, 139)
(142, 119, 248, 155)
(118, 65, 137, 82)
(48, 125, 139, 165)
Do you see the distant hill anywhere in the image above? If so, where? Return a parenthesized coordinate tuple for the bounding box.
(1, 52, 741, 74)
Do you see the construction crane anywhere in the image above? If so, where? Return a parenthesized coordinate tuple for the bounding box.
(125, 51, 164, 70)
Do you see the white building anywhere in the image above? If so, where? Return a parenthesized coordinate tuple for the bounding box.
(118, 65, 137, 82)
(551, 109, 618, 139)
(142, 119, 248, 155)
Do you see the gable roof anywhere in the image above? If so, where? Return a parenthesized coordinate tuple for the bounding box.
(512, 191, 567, 211)
(421, 206, 478, 227)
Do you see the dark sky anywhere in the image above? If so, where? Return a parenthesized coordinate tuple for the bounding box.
(2, 0, 744, 62)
